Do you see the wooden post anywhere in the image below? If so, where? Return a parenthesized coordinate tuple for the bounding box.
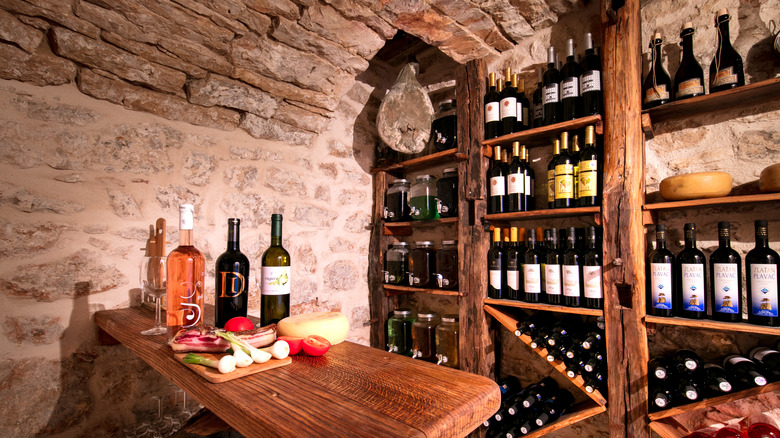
(600, 0, 650, 436)
(369, 170, 389, 349)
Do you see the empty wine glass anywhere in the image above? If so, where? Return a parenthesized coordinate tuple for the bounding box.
(140, 255, 167, 335)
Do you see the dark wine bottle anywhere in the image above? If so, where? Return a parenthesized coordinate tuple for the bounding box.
(547, 138, 560, 209)
(522, 229, 544, 303)
(515, 312, 545, 338)
(554, 131, 575, 209)
(577, 125, 600, 207)
(530, 326, 552, 349)
(583, 226, 603, 309)
(562, 227, 583, 307)
(710, 221, 743, 322)
(534, 389, 574, 427)
(675, 378, 700, 404)
(648, 356, 673, 381)
(580, 32, 603, 116)
(642, 32, 672, 110)
(485, 72, 501, 140)
(674, 22, 706, 100)
(571, 135, 580, 205)
(515, 74, 530, 131)
(544, 228, 563, 305)
(532, 67, 545, 128)
(749, 347, 780, 381)
(673, 349, 703, 374)
(746, 220, 780, 327)
(722, 355, 768, 389)
(500, 67, 518, 136)
(547, 316, 578, 348)
(488, 227, 507, 299)
(709, 9, 745, 93)
(260, 214, 290, 326)
(583, 370, 606, 394)
(522, 377, 559, 409)
(507, 142, 526, 213)
(507, 227, 523, 301)
(543, 46, 562, 125)
(581, 330, 603, 351)
(701, 363, 734, 397)
(488, 145, 508, 214)
(215, 218, 250, 328)
(649, 380, 674, 411)
(561, 38, 582, 121)
(523, 146, 535, 211)
(648, 224, 675, 317)
(497, 375, 523, 402)
(676, 223, 707, 319)
(583, 350, 604, 373)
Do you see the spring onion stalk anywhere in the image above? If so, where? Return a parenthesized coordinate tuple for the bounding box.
(233, 347, 253, 368)
(216, 331, 272, 364)
(182, 353, 236, 374)
(260, 340, 290, 360)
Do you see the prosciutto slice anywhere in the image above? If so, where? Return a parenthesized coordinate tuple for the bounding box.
(169, 324, 276, 353)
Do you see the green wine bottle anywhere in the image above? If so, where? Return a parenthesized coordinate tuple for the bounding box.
(261, 214, 291, 326)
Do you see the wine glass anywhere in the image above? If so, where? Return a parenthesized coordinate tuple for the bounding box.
(140, 255, 167, 336)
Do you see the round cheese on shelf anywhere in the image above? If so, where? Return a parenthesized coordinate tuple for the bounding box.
(759, 163, 780, 193)
(277, 312, 349, 345)
(659, 171, 732, 201)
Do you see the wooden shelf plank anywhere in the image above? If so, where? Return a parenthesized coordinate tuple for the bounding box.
(649, 417, 692, 438)
(483, 304, 608, 406)
(481, 115, 603, 154)
(648, 380, 780, 421)
(523, 401, 606, 438)
(643, 192, 780, 212)
(384, 284, 464, 297)
(484, 298, 604, 316)
(644, 315, 780, 336)
(371, 148, 467, 174)
(484, 206, 601, 222)
(383, 217, 459, 235)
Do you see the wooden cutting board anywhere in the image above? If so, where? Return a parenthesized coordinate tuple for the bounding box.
(175, 353, 292, 383)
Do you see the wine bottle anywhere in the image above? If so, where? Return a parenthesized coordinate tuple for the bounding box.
(543, 46, 562, 125)
(547, 138, 560, 209)
(710, 221, 743, 322)
(701, 363, 734, 397)
(507, 227, 523, 301)
(583, 226, 603, 309)
(166, 204, 206, 341)
(583, 350, 604, 373)
(530, 326, 552, 349)
(648, 224, 675, 317)
(583, 370, 606, 394)
(648, 356, 673, 381)
(488, 227, 507, 299)
(523, 146, 536, 211)
(485, 72, 501, 140)
(577, 125, 600, 207)
(515, 74, 530, 131)
(215, 218, 250, 328)
(500, 67, 518, 136)
(507, 142, 526, 213)
(676, 223, 707, 319)
(515, 312, 545, 338)
(648, 379, 674, 411)
(544, 228, 563, 306)
(746, 220, 780, 326)
(522, 229, 544, 303)
(642, 32, 672, 110)
(532, 67, 545, 128)
(749, 346, 780, 381)
(673, 349, 703, 374)
(488, 145, 508, 214)
(561, 38, 582, 121)
(522, 377, 559, 409)
(674, 23, 706, 100)
(497, 375, 523, 402)
(534, 389, 574, 427)
(261, 214, 291, 326)
(722, 355, 768, 389)
(554, 131, 575, 209)
(710, 9, 745, 93)
(562, 227, 583, 308)
(581, 330, 603, 351)
(580, 32, 603, 116)
(675, 378, 700, 404)
(571, 134, 580, 204)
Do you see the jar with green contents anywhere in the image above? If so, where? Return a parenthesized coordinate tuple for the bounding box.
(384, 242, 409, 285)
(412, 311, 440, 362)
(435, 240, 458, 290)
(409, 241, 436, 288)
(410, 175, 439, 221)
(435, 314, 460, 369)
(386, 308, 415, 356)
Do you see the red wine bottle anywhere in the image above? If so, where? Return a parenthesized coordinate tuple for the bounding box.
(642, 32, 672, 109)
(701, 363, 734, 397)
(648, 225, 675, 317)
(746, 220, 780, 326)
(215, 218, 250, 328)
(488, 227, 507, 299)
(749, 346, 780, 381)
(484, 72, 501, 139)
(673, 349, 702, 374)
(488, 145, 508, 214)
(532, 67, 545, 128)
(710, 9, 745, 93)
(648, 356, 673, 381)
(507, 142, 526, 213)
(580, 32, 603, 116)
(514, 74, 530, 131)
(562, 227, 583, 307)
(676, 223, 707, 319)
(583, 226, 603, 309)
(506, 227, 523, 301)
(544, 228, 563, 305)
(522, 229, 544, 303)
(543, 46, 562, 125)
(534, 389, 574, 427)
(674, 22, 706, 100)
(710, 221, 743, 322)
(500, 67, 518, 136)
(523, 146, 535, 211)
(577, 125, 600, 207)
(722, 355, 768, 389)
(554, 132, 575, 209)
(561, 38, 582, 121)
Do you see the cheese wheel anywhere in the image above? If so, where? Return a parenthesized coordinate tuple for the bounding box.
(277, 312, 349, 345)
(659, 171, 732, 201)
(759, 163, 780, 193)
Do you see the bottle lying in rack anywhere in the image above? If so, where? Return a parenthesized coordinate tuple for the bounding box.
(485, 376, 575, 438)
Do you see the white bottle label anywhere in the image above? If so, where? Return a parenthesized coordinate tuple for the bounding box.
(524, 264, 541, 293)
(563, 265, 581, 297)
(543, 83, 560, 104)
(507, 172, 524, 195)
(507, 269, 520, 291)
(561, 77, 579, 99)
(261, 266, 290, 296)
(489, 269, 502, 290)
(485, 102, 500, 123)
(526, 175, 534, 197)
(583, 266, 602, 298)
(714, 263, 740, 314)
(650, 262, 673, 310)
(500, 96, 517, 119)
(750, 264, 779, 318)
(681, 263, 705, 312)
(490, 176, 506, 197)
(580, 70, 601, 93)
(516, 101, 526, 123)
(545, 264, 562, 296)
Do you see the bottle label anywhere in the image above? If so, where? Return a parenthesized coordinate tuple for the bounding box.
(714, 263, 740, 314)
(644, 84, 669, 104)
(524, 264, 541, 293)
(507, 172, 524, 195)
(750, 264, 779, 317)
(261, 266, 290, 296)
(676, 78, 704, 98)
(753, 349, 778, 361)
(534, 103, 543, 120)
(583, 266, 602, 298)
(681, 263, 705, 312)
(490, 176, 506, 197)
(516, 102, 526, 123)
(712, 66, 737, 87)
(581, 70, 601, 93)
(500, 97, 518, 119)
(485, 102, 500, 123)
(170, 279, 204, 330)
(554, 164, 575, 200)
(650, 262, 673, 310)
(543, 83, 560, 104)
(507, 269, 520, 290)
(563, 265, 581, 297)
(489, 269, 502, 290)
(528, 177, 534, 197)
(561, 77, 579, 99)
(545, 264, 562, 295)
(218, 271, 247, 298)
(578, 160, 598, 197)
(547, 170, 555, 202)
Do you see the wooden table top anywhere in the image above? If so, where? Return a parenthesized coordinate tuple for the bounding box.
(94, 307, 500, 438)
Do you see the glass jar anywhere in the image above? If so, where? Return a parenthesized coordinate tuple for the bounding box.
(436, 168, 458, 218)
(409, 241, 436, 288)
(435, 314, 460, 368)
(386, 308, 415, 356)
(384, 242, 409, 285)
(412, 311, 440, 362)
(384, 179, 411, 222)
(435, 240, 458, 290)
(410, 175, 439, 221)
(432, 99, 457, 151)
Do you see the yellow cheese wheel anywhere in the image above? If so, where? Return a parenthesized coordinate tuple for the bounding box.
(277, 312, 349, 345)
(759, 163, 780, 193)
(659, 171, 732, 201)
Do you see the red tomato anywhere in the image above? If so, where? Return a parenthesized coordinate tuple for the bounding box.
(223, 317, 255, 332)
(302, 335, 331, 356)
(277, 336, 304, 355)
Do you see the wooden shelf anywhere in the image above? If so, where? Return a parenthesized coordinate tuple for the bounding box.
(644, 315, 780, 336)
(523, 400, 606, 438)
(481, 114, 603, 154)
(485, 206, 601, 223)
(484, 304, 608, 406)
(384, 284, 464, 297)
(648, 380, 780, 421)
(648, 417, 692, 438)
(371, 148, 467, 174)
(643, 192, 780, 212)
(382, 217, 459, 236)
(485, 298, 604, 316)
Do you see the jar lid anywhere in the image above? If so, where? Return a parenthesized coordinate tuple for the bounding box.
(443, 167, 457, 174)
(417, 311, 438, 319)
(415, 241, 434, 247)
(392, 242, 410, 247)
(416, 174, 434, 181)
(442, 240, 457, 246)
(392, 179, 410, 185)
(393, 308, 412, 317)
(442, 314, 459, 323)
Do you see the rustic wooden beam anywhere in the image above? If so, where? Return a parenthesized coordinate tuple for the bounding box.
(369, 170, 390, 349)
(600, 0, 650, 436)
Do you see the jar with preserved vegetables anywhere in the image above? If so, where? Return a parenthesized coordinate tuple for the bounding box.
(386, 308, 415, 356)
(435, 314, 459, 368)
(435, 240, 458, 290)
(384, 242, 410, 285)
(410, 175, 439, 221)
(436, 168, 458, 218)
(409, 241, 436, 288)
(412, 311, 440, 362)
(432, 99, 457, 151)
(385, 179, 412, 222)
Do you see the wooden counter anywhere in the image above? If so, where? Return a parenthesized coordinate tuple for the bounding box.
(94, 306, 500, 438)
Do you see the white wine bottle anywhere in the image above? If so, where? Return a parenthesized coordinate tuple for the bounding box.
(261, 214, 291, 326)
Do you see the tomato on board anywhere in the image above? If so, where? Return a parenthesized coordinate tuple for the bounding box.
(277, 336, 304, 355)
(224, 317, 255, 332)
(302, 335, 331, 356)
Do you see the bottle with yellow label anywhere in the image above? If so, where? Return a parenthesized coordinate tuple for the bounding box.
(554, 131, 575, 208)
(578, 125, 600, 206)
